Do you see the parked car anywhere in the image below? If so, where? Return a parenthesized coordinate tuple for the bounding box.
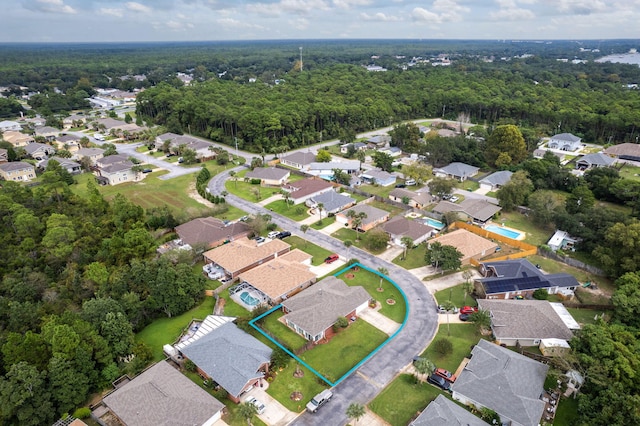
(405, 179, 416, 186)
(267, 231, 280, 239)
(277, 231, 292, 239)
(459, 313, 471, 322)
(427, 373, 451, 391)
(239, 215, 249, 222)
(449, 195, 459, 203)
(395, 183, 406, 188)
(142, 168, 152, 173)
(437, 305, 459, 314)
(306, 389, 333, 413)
(460, 306, 478, 315)
(255, 236, 266, 244)
(245, 396, 266, 415)
(434, 367, 457, 383)
(324, 254, 339, 264)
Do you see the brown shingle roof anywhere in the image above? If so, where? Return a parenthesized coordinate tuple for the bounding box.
(429, 229, 497, 262)
(175, 217, 250, 248)
(203, 237, 290, 274)
(604, 143, 640, 158)
(283, 177, 334, 200)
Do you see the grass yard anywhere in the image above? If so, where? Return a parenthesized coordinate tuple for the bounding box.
(265, 200, 310, 221)
(457, 180, 479, 191)
(225, 179, 272, 202)
(392, 244, 427, 270)
(526, 255, 614, 294)
(499, 211, 551, 246)
(261, 311, 308, 352)
(331, 228, 387, 255)
(310, 215, 336, 230)
(219, 288, 252, 318)
(369, 374, 444, 426)
(553, 396, 579, 426)
(298, 320, 388, 383)
(421, 323, 484, 372)
(368, 199, 404, 216)
(336, 267, 406, 323)
(358, 184, 397, 199)
(342, 191, 369, 203)
(267, 361, 328, 412)
(285, 235, 333, 266)
(618, 163, 640, 182)
(434, 282, 477, 308)
(135, 297, 215, 361)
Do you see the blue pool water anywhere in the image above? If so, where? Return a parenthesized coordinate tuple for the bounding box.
(240, 291, 260, 306)
(424, 218, 445, 230)
(485, 225, 522, 240)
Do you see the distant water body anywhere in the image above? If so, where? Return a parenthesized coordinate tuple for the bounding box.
(595, 53, 640, 66)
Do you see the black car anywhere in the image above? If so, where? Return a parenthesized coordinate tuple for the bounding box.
(142, 168, 152, 173)
(277, 231, 292, 239)
(395, 184, 406, 188)
(427, 373, 451, 391)
(459, 313, 471, 322)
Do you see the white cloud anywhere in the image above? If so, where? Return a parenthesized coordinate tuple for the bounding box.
(412, 0, 469, 24)
(490, 7, 535, 20)
(165, 20, 195, 30)
(333, 0, 372, 9)
(360, 12, 401, 22)
(216, 17, 265, 29)
(27, 0, 77, 14)
(411, 7, 440, 22)
(290, 17, 310, 30)
(250, 0, 329, 17)
(126, 2, 152, 14)
(554, 0, 606, 15)
(99, 8, 124, 18)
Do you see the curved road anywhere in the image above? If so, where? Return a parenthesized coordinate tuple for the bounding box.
(208, 168, 438, 426)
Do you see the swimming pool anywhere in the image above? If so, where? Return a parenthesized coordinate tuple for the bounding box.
(485, 225, 523, 240)
(240, 291, 260, 306)
(423, 218, 445, 230)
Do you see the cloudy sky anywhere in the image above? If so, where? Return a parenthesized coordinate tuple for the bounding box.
(2, 0, 639, 42)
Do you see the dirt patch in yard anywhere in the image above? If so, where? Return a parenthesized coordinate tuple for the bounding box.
(187, 182, 215, 208)
(345, 273, 356, 279)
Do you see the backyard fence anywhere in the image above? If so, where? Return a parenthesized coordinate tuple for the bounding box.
(536, 248, 606, 276)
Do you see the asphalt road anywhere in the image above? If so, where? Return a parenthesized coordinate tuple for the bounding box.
(208, 168, 439, 426)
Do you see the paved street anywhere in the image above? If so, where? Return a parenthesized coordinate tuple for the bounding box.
(208, 168, 438, 426)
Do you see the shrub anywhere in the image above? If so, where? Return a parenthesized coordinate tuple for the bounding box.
(433, 338, 454, 356)
(532, 288, 549, 300)
(250, 178, 262, 185)
(184, 359, 197, 372)
(73, 408, 91, 419)
(333, 316, 349, 332)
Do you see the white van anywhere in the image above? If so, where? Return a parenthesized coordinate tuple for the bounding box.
(405, 179, 416, 186)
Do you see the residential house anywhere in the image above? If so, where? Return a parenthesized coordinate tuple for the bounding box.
(433, 162, 480, 181)
(62, 114, 86, 129)
(0, 120, 22, 132)
(366, 135, 390, 147)
(533, 149, 565, 161)
(575, 152, 614, 169)
(177, 321, 272, 403)
(96, 154, 129, 169)
(476, 259, 580, 300)
(245, 167, 290, 186)
(427, 229, 497, 265)
(73, 147, 105, 165)
(54, 134, 81, 153)
(98, 161, 137, 185)
(479, 170, 513, 191)
(23, 142, 55, 160)
(96, 118, 145, 139)
(0, 148, 7, 163)
(308, 160, 360, 179)
(280, 151, 316, 170)
(34, 126, 59, 141)
(539, 339, 571, 357)
(477, 299, 578, 347)
(451, 339, 548, 426)
(237, 250, 316, 305)
(604, 143, 640, 162)
(0, 161, 36, 181)
(339, 142, 367, 154)
(175, 217, 251, 249)
(38, 157, 82, 174)
(336, 204, 390, 231)
(203, 237, 291, 280)
(360, 169, 396, 186)
(388, 188, 434, 209)
(3, 130, 34, 147)
(280, 276, 370, 342)
(410, 394, 489, 426)
(548, 133, 582, 151)
(433, 198, 501, 225)
(100, 361, 225, 426)
(379, 215, 436, 246)
(547, 230, 579, 252)
(305, 190, 356, 215)
(377, 146, 402, 157)
(282, 177, 335, 205)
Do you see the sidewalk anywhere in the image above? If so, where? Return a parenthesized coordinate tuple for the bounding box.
(359, 306, 401, 335)
(258, 193, 282, 206)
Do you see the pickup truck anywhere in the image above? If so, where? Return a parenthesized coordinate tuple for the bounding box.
(306, 389, 333, 413)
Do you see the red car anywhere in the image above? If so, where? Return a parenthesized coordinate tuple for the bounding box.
(324, 254, 339, 264)
(460, 306, 478, 315)
(434, 367, 457, 383)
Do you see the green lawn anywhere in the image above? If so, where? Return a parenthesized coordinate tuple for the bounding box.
(285, 235, 333, 266)
(618, 163, 640, 182)
(336, 267, 406, 323)
(434, 282, 477, 309)
(265, 200, 310, 221)
(219, 288, 252, 318)
(225, 179, 268, 202)
(567, 307, 611, 326)
(526, 255, 614, 294)
(457, 180, 479, 191)
(392, 244, 427, 270)
(135, 297, 215, 361)
(267, 361, 328, 412)
(310, 216, 336, 230)
(261, 311, 308, 352)
(553, 396, 579, 426)
(421, 324, 483, 372)
(298, 320, 388, 383)
(369, 374, 444, 426)
(368, 200, 404, 216)
(499, 211, 551, 246)
(358, 183, 397, 198)
(331, 228, 387, 255)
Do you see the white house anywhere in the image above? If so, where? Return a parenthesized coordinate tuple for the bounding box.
(548, 133, 582, 151)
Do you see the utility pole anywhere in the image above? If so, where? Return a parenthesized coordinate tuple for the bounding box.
(299, 46, 303, 72)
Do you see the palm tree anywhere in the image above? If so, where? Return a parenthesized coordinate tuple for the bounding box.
(300, 224, 309, 247)
(400, 236, 414, 260)
(251, 187, 261, 201)
(317, 202, 324, 220)
(344, 240, 353, 259)
(441, 300, 456, 336)
(471, 309, 491, 334)
(377, 267, 388, 291)
(413, 357, 435, 381)
(462, 271, 474, 305)
(346, 403, 366, 425)
(229, 170, 237, 188)
(238, 402, 258, 426)
(280, 189, 291, 209)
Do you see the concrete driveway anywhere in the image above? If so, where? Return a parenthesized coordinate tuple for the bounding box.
(208, 168, 438, 426)
(244, 386, 298, 426)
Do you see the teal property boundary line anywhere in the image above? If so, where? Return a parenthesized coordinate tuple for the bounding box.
(249, 262, 409, 387)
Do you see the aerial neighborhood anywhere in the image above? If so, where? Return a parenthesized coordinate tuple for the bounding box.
(1, 39, 639, 426)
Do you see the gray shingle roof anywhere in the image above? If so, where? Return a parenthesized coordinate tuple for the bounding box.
(179, 322, 272, 398)
(411, 395, 489, 426)
(551, 133, 580, 142)
(309, 160, 359, 171)
(479, 170, 513, 187)
(477, 299, 574, 342)
(340, 204, 390, 226)
(451, 339, 548, 426)
(175, 217, 251, 247)
(281, 276, 370, 337)
(380, 215, 434, 241)
(24, 142, 54, 155)
(434, 162, 479, 178)
(434, 199, 501, 223)
(281, 151, 316, 166)
(0, 161, 34, 172)
(102, 361, 224, 426)
(245, 167, 289, 181)
(576, 153, 614, 167)
(309, 191, 355, 213)
(361, 169, 395, 182)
